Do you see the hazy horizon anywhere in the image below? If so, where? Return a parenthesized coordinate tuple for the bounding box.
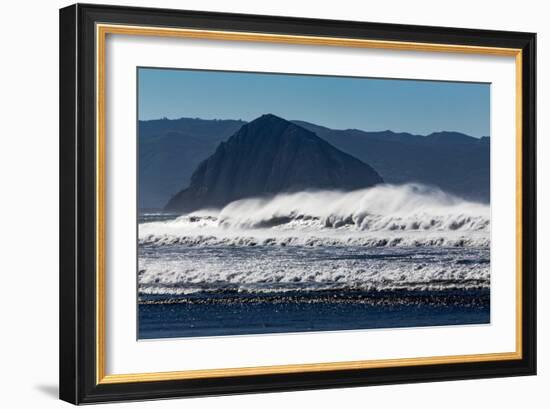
(138, 67, 490, 138)
(138, 113, 489, 138)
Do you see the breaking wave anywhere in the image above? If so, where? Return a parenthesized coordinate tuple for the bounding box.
(139, 184, 490, 248)
(138, 246, 490, 296)
(138, 185, 490, 297)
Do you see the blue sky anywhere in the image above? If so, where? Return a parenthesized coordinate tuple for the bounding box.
(138, 68, 490, 137)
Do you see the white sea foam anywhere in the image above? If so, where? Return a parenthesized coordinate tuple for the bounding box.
(138, 246, 490, 295)
(138, 185, 490, 296)
(139, 184, 490, 248)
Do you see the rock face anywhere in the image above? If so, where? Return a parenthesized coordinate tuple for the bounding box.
(165, 114, 383, 212)
(139, 117, 490, 209)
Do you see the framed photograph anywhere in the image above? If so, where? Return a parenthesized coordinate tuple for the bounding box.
(59, 3, 536, 404)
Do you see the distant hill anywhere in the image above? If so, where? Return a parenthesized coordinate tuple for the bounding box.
(165, 114, 383, 212)
(139, 117, 246, 208)
(293, 121, 490, 202)
(138, 116, 489, 210)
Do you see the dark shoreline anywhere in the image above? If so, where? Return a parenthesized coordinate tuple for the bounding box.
(139, 288, 489, 306)
(138, 288, 490, 339)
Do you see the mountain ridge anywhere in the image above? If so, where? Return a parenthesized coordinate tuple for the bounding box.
(139, 116, 490, 209)
(292, 120, 489, 202)
(165, 114, 383, 212)
(139, 117, 246, 209)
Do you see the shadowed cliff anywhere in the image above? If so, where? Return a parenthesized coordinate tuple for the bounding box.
(165, 114, 383, 212)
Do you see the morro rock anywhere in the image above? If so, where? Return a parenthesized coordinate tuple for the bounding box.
(165, 114, 383, 212)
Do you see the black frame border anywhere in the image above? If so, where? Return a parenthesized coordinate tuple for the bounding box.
(59, 3, 536, 404)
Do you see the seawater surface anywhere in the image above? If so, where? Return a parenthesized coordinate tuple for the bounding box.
(138, 184, 490, 339)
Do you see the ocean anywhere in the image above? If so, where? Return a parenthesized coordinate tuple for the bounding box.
(137, 184, 490, 339)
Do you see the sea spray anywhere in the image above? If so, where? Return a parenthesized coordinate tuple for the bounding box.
(137, 184, 490, 323)
(139, 184, 490, 248)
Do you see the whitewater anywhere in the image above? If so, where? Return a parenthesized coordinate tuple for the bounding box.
(140, 184, 489, 247)
(138, 184, 490, 299)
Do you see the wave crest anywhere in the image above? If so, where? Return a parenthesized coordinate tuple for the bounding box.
(216, 184, 488, 231)
(139, 184, 489, 248)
